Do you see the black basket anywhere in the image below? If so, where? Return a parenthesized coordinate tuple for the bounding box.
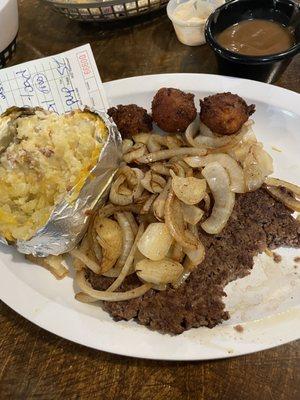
(0, 36, 17, 69)
(42, 0, 169, 22)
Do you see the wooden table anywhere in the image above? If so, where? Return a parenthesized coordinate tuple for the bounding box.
(0, 1, 299, 398)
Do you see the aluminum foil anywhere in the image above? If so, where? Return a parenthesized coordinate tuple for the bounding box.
(0, 109, 122, 257)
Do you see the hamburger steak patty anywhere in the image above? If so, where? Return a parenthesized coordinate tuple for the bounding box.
(87, 188, 300, 334)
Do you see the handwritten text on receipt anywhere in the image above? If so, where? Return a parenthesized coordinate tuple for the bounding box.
(0, 44, 109, 114)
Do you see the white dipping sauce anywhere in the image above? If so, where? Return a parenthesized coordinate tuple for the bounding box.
(168, 0, 224, 46)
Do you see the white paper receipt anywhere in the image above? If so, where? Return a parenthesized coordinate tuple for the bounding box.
(0, 44, 109, 114)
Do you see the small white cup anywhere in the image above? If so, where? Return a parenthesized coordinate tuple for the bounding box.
(167, 0, 224, 47)
(167, 0, 206, 46)
(0, 0, 18, 66)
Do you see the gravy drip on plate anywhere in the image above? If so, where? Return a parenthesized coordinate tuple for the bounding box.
(217, 19, 295, 56)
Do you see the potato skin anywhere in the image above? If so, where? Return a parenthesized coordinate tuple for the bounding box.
(151, 88, 197, 133)
(200, 93, 255, 135)
(108, 104, 152, 138)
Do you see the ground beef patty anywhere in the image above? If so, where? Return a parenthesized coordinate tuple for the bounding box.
(87, 189, 300, 334)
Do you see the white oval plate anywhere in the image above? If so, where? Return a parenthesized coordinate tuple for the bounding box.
(0, 74, 299, 360)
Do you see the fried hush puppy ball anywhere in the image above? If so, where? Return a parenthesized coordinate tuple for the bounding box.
(200, 92, 255, 135)
(108, 104, 153, 138)
(152, 88, 197, 133)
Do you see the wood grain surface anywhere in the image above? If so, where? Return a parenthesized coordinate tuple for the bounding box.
(0, 1, 299, 399)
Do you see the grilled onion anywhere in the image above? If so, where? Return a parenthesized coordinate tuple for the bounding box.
(184, 225, 205, 265)
(266, 186, 300, 212)
(70, 249, 101, 275)
(26, 254, 68, 279)
(135, 258, 184, 285)
(196, 121, 233, 148)
(109, 167, 144, 205)
(137, 147, 207, 163)
(141, 170, 166, 193)
(265, 177, 300, 198)
(243, 144, 273, 191)
(152, 179, 171, 220)
(140, 193, 157, 214)
(201, 162, 235, 234)
(114, 212, 134, 268)
(95, 217, 123, 273)
(76, 270, 151, 302)
(181, 203, 204, 225)
(122, 139, 134, 154)
(147, 134, 167, 152)
(132, 132, 151, 145)
(165, 190, 199, 250)
(171, 242, 185, 263)
(185, 153, 245, 193)
(150, 162, 170, 176)
(137, 222, 173, 261)
(171, 171, 206, 205)
(185, 118, 200, 147)
(123, 143, 147, 163)
(108, 223, 145, 292)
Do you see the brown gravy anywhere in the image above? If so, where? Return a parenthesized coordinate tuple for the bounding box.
(217, 19, 295, 56)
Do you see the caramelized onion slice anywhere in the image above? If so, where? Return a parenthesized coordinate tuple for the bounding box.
(76, 270, 151, 302)
(123, 143, 147, 163)
(201, 162, 235, 234)
(150, 162, 170, 176)
(70, 249, 101, 275)
(124, 211, 138, 236)
(147, 134, 167, 152)
(243, 144, 273, 191)
(196, 121, 233, 148)
(75, 292, 99, 303)
(171, 242, 185, 263)
(141, 170, 166, 193)
(135, 258, 183, 285)
(171, 171, 207, 205)
(181, 203, 204, 225)
(266, 186, 300, 212)
(114, 212, 134, 269)
(207, 121, 254, 154)
(108, 223, 145, 292)
(185, 153, 245, 193)
(94, 217, 123, 273)
(152, 179, 171, 221)
(109, 175, 131, 205)
(166, 135, 185, 149)
(172, 258, 195, 288)
(185, 118, 200, 147)
(132, 132, 151, 145)
(26, 254, 68, 279)
(109, 167, 144, 205)
(122, 139, 133, 154)
(184, 225, 205, 265)
(165, 190, 199, 250)
(137, 147, 207, 164)
(202, 192, 211, 212)
(98, 203, 142, 218)
(137, 222, 173, 261)
(184, 241, 205, 266)
(265, 177, 300, 198)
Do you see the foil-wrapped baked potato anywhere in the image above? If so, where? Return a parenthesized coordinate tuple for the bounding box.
(0, 107, 122, 256)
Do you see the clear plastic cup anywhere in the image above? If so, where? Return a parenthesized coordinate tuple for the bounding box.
(167, 0, 208, 46)
(0, 0, 18, 53)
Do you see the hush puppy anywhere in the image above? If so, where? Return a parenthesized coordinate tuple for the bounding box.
(200, 92, 255, 135)
(108, 104, 152, 138)
(152, 88, 197, 133)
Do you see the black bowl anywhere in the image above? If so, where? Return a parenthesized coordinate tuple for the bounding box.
(205, 0, 300, 83)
